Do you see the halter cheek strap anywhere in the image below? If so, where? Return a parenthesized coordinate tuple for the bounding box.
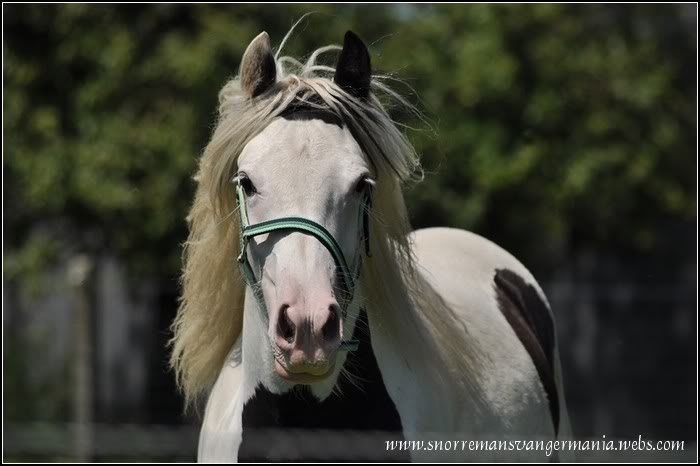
(235, 184, 371, 352)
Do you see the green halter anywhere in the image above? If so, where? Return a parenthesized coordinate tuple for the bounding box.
(235, 183, 372, 352)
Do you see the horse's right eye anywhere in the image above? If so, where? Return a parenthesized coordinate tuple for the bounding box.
(239, 176, 257, 196)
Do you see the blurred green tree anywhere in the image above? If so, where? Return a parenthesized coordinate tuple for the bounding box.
(377, 4, 696, 270)
(4, 4, 694, 290)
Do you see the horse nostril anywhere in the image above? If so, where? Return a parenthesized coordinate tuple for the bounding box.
(321, 305, 341, 342)
(277, 305, 296, 344)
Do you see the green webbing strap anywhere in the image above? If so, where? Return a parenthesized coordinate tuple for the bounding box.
(235, 184, 366, 352)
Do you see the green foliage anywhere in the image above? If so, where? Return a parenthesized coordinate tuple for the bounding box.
(376, 4, 695, 266)
(4, 4, 696, 285)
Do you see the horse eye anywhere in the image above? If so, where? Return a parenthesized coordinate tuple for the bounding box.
(354, 177, 368, 194)
(239, 175, 256, 196)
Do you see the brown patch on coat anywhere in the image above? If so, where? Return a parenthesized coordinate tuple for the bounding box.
(494, 268, 559, 436)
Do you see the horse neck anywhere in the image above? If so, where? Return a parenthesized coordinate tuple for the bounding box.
(363, 283, 473, 430)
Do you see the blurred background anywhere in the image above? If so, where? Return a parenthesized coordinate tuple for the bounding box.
(3, 4, 696, 462)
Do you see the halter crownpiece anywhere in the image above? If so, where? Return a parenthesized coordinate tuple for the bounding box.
(235, 183, 372, 352)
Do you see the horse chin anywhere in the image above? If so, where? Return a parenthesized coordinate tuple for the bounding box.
(274, 358, 335, 384)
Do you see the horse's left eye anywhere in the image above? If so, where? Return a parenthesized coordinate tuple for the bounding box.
(354, 177, 369, 194)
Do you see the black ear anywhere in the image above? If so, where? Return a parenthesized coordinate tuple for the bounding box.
(240, 32, 277, 98)
(334, 31, 372, 98)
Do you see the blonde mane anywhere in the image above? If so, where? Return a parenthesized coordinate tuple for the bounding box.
(170, 34, 486, 407)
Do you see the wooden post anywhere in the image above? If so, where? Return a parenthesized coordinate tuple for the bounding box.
(68, 254, 95, 462)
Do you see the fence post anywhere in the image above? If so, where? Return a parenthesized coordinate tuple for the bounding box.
(68, 254, 95, 462)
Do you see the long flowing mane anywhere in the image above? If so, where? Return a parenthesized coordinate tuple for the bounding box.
(170, 31, 486, 407)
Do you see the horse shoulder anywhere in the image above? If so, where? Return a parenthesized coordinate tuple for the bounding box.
(410, 227, 560, 438)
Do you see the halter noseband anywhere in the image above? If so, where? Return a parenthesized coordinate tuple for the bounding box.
(235, 183, 372, 352)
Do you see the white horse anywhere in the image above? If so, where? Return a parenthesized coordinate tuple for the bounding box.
(170, 29, 571, 462)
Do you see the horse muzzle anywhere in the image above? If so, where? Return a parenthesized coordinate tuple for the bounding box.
(271, 301, 341, 383)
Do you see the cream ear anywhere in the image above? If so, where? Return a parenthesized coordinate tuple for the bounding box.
(239, 32, 277, 98)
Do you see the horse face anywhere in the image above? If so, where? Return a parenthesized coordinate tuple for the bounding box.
(237, 116, 371, 384)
